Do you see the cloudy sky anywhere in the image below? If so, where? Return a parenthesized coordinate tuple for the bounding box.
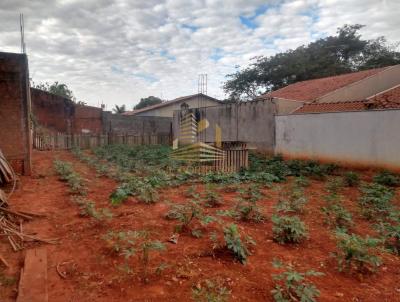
(0, 0, 399, 109)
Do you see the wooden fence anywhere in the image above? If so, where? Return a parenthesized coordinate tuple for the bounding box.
(33, 131, 172, 151)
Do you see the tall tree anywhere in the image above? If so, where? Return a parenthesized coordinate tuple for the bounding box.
(33, 81, 76, 101)
(223, 24, 400, 101)
(113, 104, 126, 114)
(134, 96, 162, 110)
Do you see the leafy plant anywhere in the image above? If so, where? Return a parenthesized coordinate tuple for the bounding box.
(272, 215, 308, 244)
(102, 230, 166, 283)
(271, 259, 323, 302)
(358, 183, 394, 219)
(294, 176, 310, 188)
(333, 231, 382, 273)
(223, 223, 255, 264)
(321, 203, 353, 231)
(375, 212, 400, 255)
(185, 185, 200, 198)
(275, 186, 307, 214)
(54, 160, 87, 195)
(373, 170, 400, 187)
(72, 196, 113, 221)
(192, 278, 231, 302)
(203, 185, 223, 207)
(343, 171, 360, 187)
(166, 200, 215, 236)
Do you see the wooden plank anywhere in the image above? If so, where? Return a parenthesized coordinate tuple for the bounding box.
(17, 248, 48, 302)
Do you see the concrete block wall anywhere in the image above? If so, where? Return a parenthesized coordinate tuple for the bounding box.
(173, 100, 276, 152)
(0, 52, 32, 175)
(102, 111, 172, 135)
(275, 109, 400, 169)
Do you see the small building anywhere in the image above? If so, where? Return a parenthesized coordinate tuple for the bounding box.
(259, 64, 400, 114)
(123, 93, 221, 117)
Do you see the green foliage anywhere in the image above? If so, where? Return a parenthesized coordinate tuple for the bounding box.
(134, 96, 163, 110)
(219, 185, 265, 222)
(276, 185, 307, 214)
(112, 104, 126, 114)
(358, 183, 394, 219)
(375, 212, 400, 255)
(72, 196, 113, 221)
(373, 170, 400, 187)
(343, 171, 360, 187)
(166, 200, 215, 236)
(322, 203, 353, 232)
(223, 24, 400, 101)
(203, 184, 223, 207)
(54, 160, 87, 195)
(33, 81, 77, 102)
(334, 231, 382, 273)
(272, 215, 308, 244)
(185, 185, 200, 199)
(223, 224, 255, 264)
(102, 230, 166, 282)
(192, 279, 231, 302)
(271, 259, 323, 302)
(294, 176, 310, 188)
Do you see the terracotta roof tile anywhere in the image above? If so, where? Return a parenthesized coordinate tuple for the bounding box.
(366, 85, 400, 109)
(293, 101, 368, 113)
(262, 67, 388, 102)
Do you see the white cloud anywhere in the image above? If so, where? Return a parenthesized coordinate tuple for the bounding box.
(0, 0, 399, 109)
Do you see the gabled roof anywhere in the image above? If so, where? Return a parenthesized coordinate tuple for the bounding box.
(262, 67, 389, 102)
(123, 93, 220, 116)
(293, 85, 400, 114)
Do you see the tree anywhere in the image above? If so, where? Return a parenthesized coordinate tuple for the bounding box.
(33, 81, 76, 101)
(113, 104, 126, 114)
(134, 96, 162, 110)
(223, 24, 400, 101)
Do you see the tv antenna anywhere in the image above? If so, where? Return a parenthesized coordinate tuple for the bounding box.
(20, 13, 26, 53)
(198, 74, 207, 95)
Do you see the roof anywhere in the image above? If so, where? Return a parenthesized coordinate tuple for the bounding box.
(123, 93, 220, 116)
(262, 67, 388, 102)
(293, 85, 400, 114)
(293, 101, 368, 113)
(366, 85, 400, 109)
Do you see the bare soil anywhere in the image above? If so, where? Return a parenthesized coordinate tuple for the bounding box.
(1, 150, 400, 301)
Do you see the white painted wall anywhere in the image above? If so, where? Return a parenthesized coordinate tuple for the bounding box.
(275, 109, 400, 169)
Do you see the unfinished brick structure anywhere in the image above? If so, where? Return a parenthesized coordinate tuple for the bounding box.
(0, 52, 32, 175)
(31, 88, 103, 134)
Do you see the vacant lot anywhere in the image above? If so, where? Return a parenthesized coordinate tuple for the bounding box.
(1, 146, 400, 302)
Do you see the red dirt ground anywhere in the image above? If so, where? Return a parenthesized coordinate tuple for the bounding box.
(1, 150, 400, 301)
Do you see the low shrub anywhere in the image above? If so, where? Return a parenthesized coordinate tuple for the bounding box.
(272, 215, 308, 244)
(358, 183, 394, 219)
(343, 171, 360, 187)
(102, 230, 166, 283)
(72, 196, 113, 221)
(166, 200, 215, 237)
(333, 231, 382, 273)
(275, 186, 307, 214)
(375, 212, 400, 255)
(192, 279, 231, 302)
(222, 223, 255, 264)
(271, 259, 323, 302)
(321, 203, 353, 232)
(294, 176, 310, 188)
(54, 160, 87, 195)
(373, 170, 400, 187)
(203, 185, 223, 207)
(218, 185, 265, 223)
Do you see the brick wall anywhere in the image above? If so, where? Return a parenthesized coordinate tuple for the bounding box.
(0, 52, 32, 175)
(31, 89, 103, 134)
(73, 104, 103, 134)
(31, 87, 74, 133)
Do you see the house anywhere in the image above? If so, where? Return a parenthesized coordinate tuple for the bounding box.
(123, 93, 221, 117)
(258, 64, 400, 114)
